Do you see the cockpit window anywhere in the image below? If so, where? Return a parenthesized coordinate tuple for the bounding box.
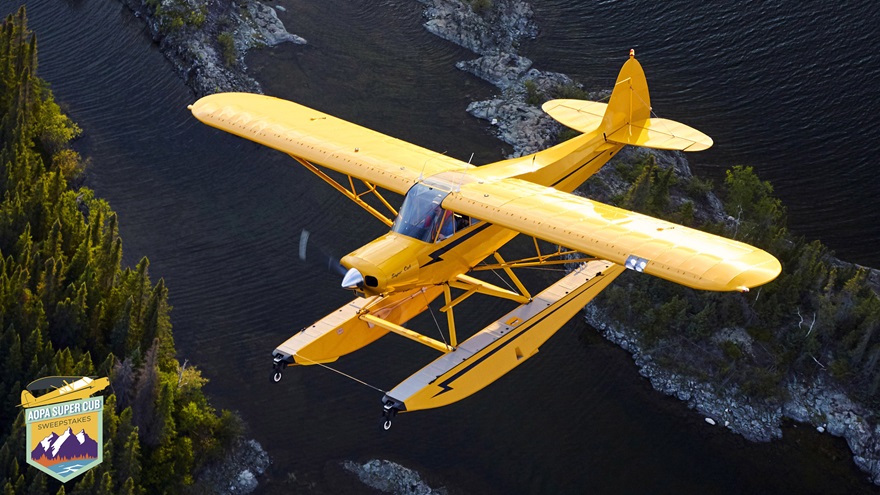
(392, 183, 469, 242)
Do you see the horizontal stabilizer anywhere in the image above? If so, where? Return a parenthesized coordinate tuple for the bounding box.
(606, 117, 713, 151)
(542, 99, 608, 134)
(543, 98, 713, 152)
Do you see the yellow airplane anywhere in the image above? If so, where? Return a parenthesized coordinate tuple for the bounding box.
(189, 51, 781, 429)
(20, 376, 110, 408)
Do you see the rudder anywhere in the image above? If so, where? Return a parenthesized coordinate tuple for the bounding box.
(600, 49, 652, 138)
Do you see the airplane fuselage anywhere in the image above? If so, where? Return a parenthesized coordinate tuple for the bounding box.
(340, 133, 623, 297)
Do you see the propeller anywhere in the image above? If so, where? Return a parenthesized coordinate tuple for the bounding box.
(298, 229, 347, 276)
(341, 267, 364, 289)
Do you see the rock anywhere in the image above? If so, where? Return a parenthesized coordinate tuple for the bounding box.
(419, 0, 558, 157)
(194, 438, 271, 495)
(244, 2, 306, 47)
(118, 0, 306, 96)
(466, 98, 557, 156)
(587, 297, 880, 482)
(420, 0, 536, 55)
(711, 327, 756, 358)
(342, 459, 447, 494)
(456, 53, 533, 90)
(705, 417, 716, 426)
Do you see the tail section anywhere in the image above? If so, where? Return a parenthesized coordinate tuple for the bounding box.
(544, 50, 713, 152)
(601, 49, 652, 138)
(20, 390, 35, 407)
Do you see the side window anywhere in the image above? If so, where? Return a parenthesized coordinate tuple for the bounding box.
(432, 210, 454, 242)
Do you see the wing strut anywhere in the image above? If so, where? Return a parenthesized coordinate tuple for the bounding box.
(291, 155, 398, 227)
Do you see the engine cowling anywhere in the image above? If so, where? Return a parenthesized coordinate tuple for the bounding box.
(340, 232, 423, 296)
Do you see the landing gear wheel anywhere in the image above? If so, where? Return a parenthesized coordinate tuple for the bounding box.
(381, 404, 398, 431)
(271, 357, 287, 384)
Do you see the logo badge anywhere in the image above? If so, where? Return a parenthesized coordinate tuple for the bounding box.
(21, 376, 108, 483)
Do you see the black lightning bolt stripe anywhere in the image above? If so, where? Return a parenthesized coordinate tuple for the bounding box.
(550, 151, 607, 188)
(420, 222, 492, 267)
(428, 269, 608, 397)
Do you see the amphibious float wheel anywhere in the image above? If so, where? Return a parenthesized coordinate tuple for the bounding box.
(381, 404, 397, 431)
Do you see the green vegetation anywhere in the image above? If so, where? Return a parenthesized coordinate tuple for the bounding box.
(524, 81, 591, 109)
(146, 0, 207, 34)
(0, 8, 241, 494)
(592, 152, 880, 406)
(523, 79, 541, 106)
(465, 0, 494, 14)
(217, 31, 237, 68)
(549, 82, 590, 101)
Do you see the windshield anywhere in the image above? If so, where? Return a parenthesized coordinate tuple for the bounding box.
(392, 183, 455, 242)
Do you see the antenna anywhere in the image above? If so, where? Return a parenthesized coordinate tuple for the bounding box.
(419, 158, 429, 182)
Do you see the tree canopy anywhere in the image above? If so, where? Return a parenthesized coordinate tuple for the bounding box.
(594, 153, 880, 408)
(0, 8, 241, 494)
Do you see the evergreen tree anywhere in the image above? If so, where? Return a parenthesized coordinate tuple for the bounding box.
(112, 357, 136, 410)
(117, 428, 142, 489)
(68, 470, 94, 495)
(132, 340, 159, 445)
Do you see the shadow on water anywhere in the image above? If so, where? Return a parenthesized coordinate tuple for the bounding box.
(12, 0, 880, 493)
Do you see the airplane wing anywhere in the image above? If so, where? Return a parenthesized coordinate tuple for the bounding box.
(189, 93, 472, 195)
(442, 178, 781, 292)
(26, 376, 86, 391)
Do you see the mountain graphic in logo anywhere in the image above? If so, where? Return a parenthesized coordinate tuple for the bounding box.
(30, 427, 98, 466)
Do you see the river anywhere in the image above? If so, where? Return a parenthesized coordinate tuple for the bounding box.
(9, 0, 880, 493)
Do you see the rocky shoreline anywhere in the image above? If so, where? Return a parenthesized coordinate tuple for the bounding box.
(421, 0, 572, 156)
(118, 0, 880, 489)
(119, 0, 304, 96)
(342, 459, 447, 495)
(588, 302, 880, 484)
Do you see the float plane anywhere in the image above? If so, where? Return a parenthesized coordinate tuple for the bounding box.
(189, 51, 781, 429)
(20, 376, 110, 408)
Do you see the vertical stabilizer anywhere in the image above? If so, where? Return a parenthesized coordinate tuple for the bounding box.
(601, 49, 651, 138)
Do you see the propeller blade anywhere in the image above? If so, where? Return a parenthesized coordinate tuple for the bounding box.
(298, 229, 347, 276)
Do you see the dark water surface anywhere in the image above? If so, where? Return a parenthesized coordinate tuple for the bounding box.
(524, 0, 880, 268)
(9, 0, 880, 493)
